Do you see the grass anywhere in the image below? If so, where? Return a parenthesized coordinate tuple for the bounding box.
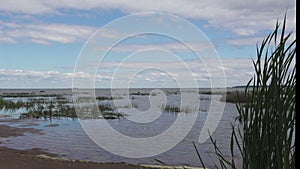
(195, 15, 295, 169)
(20, 101, 77, 119)
(98, 104, 114, 112)
(130, 92, 150, 96)
(20, 102, 125, 120)
(163, 105, 181, 113)
(1, 96, 125, 120)
(96, 96, 123, 100)
(234, 16, 296, 169)
(220, 91, 250, 103)
(78, 104, 126, 119)
(96, 96, 113, 101)
(162, 104, 192, 114)
(101, 112, 126, 119)
(0, 98, 27, 111)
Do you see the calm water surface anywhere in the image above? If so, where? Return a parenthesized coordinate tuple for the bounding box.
(0, 88, 241, 167)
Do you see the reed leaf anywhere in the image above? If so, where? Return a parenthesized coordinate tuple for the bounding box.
(204, 15, 295, 169)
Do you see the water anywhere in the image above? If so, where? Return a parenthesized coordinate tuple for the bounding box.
(0, 88, 241, 167)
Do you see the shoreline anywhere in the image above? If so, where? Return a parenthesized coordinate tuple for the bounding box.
(0, 146, 203, 169)
(0, 123, 203, 169)
(0, 123, 144, 169)
(0, 146, 152, 169)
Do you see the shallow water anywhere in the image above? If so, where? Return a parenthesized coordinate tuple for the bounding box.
(0, 88, 241, 167)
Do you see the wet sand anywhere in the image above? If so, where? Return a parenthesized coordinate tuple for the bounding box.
(0, 146, 154, 169)
(0, 124, 43, 138)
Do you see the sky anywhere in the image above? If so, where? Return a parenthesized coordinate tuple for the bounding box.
(0, 0, 296, 88)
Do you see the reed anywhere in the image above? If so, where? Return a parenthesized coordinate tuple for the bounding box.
(96, 96, 113, 101)
(195, 16, 295, 169)
(130, 92, 150, 96)
(163, 105, 181, 113)
(0, 98, 27, 111)
(235, 16, 296, 169)
(162, 104, 192, 114)
(20, 101, 77, 119)
(1, 95, 125, 120)
(98, 104, 114, 112)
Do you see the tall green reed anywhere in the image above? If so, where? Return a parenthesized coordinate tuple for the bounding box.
(237, 16, 296, 169)
(196, 15, 295, 169)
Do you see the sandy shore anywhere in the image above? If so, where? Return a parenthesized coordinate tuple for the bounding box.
(0, 146, 154, 169)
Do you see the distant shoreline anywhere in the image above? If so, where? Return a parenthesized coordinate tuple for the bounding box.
(0, 86, 246, 90)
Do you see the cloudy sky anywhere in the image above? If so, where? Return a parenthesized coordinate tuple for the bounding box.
(0, 0, 296, 88)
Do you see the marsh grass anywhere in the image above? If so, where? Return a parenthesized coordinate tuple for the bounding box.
(0, 98, 27, 111)
(162, 104, 192, 114)
(101, 111, 126, 119)
(220, 91, 250, 103)
(98, 104, 114, 112)
(96, 96, 123, 100)
(130, 92, 150, 96)
(1, 96, 125, 120)
(20, 101, 77, 119)
(96, 96, 113, 101)
(163, 105, 181, 113)
(195, 16, 295, 169)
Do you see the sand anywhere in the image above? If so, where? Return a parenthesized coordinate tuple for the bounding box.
(0, 146, 154, 169)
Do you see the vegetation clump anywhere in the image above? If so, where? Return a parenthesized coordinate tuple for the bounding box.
(220, 91, 250, 103)
(1, 96, 125, 120)
(162, 105, 192, 114)
(130, 92, 150, 96)
(0, 98, 27, 110)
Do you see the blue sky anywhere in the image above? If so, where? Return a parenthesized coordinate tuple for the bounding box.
(0, 0, 296, 88)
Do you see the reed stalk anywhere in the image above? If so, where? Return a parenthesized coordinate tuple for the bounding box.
(196, 15, 295, 169)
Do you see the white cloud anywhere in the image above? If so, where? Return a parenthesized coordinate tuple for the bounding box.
(0, 21, 98, 44)
(0, 58, 254, 88)
(227, 37, 263, 46)
(0, 36, 17, 44)
(96, 41, 212, 53)
(0, 0, 53, 15)
(0, 0, 296, 37)
(94, 58, 255, 88)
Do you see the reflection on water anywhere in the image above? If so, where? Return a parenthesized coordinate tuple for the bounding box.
(0, 88, 240, 167)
